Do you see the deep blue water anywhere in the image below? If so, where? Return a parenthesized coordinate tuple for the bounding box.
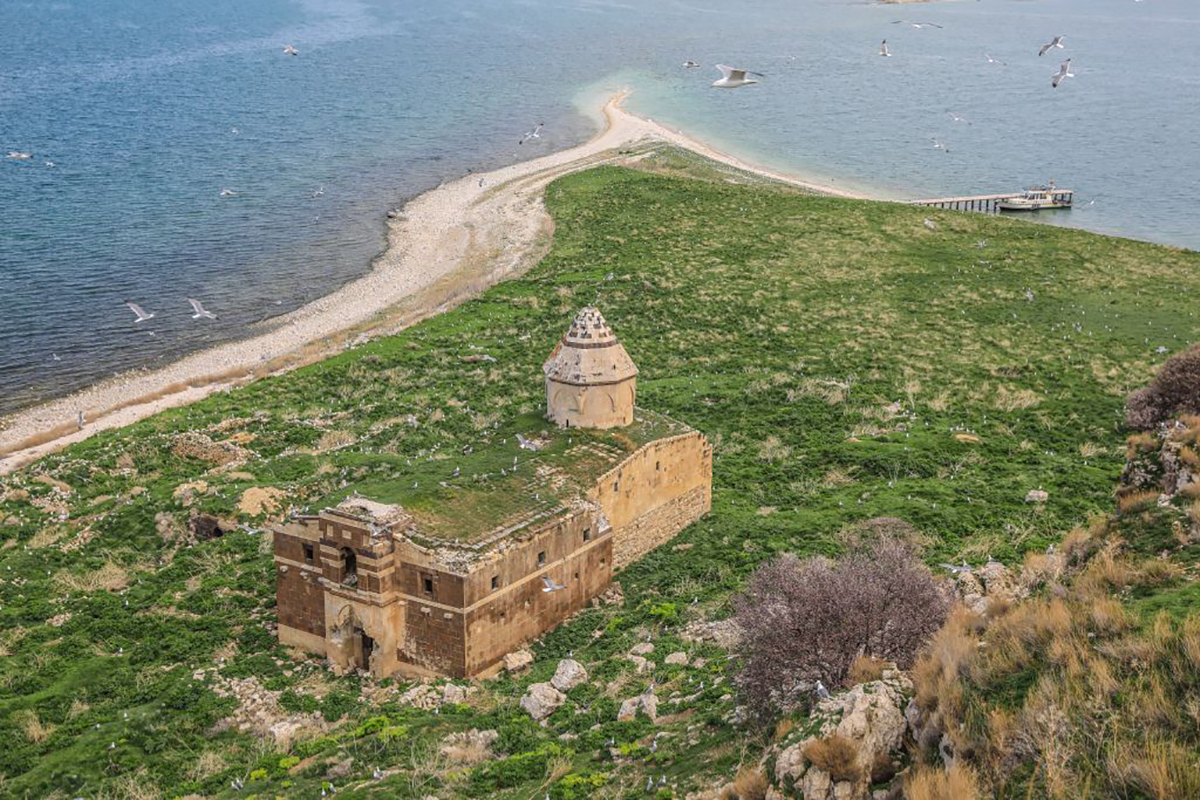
(1, 0, 1197, 414)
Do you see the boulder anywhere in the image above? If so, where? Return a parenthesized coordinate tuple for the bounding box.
(441, 683, 468, 705)
(550, 659, 588, 693)
(681, 618, 741, 649)
(627, 655, 652, 674)
(664, 651, 689, 666)
(520, 682, 565, 722)
(775, 739, 811, 784)
(503, 648, 534, 673)
(630, 642, 655, 656)
(816, 675, 912, 769)
(1025, 489, 1049, 503)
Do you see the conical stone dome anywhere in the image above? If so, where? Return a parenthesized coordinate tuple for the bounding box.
(543, 307, 637, 429)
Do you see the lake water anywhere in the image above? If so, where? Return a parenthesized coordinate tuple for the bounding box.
(1, 0, 1196, 414)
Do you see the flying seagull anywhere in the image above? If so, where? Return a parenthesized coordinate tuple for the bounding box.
(518, 123, 543, 145)
(219, 188, 238, 197)
(541, 576, 565, 593)
(713, 64, 763, 89)
(126, 302, 155, 323)
(283, 44, 299, 56)
(893, 20, 943, 29)
(931, 137, 950, 153)
(1038, 36, 1065, 57)
(947, 112, 971, 125)
(6, 151, 32, 160)
(880, 40, 891, 57)
(1051, 58, 1074, 89)
(188, 298, 216, 319)
(984, 53, 1007, 66)
(682, 60, 700, 68)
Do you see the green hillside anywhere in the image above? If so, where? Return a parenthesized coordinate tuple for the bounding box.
(2, 153, 1198, 799)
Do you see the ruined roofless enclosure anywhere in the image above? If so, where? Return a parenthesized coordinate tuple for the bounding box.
(272, 308, 712, 679)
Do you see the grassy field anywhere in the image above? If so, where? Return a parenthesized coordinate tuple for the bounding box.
(2, 149, 1199, 799)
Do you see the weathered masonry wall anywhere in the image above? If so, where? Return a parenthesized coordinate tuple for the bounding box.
(463, 512, 612, 677)
(591, 430, 712, 567)
(275, 518, 328, 651)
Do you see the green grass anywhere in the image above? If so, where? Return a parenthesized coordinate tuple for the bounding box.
(1, 153, 1199, 799)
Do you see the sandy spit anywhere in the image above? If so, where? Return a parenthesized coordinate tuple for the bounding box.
(0, 92, 872, 474)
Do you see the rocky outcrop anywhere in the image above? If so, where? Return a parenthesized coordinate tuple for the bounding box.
(772, 670, 912, 800)
(949, 559, 1025, 616)
(681, 618, 741, 649)
(171, 432, 250, 467)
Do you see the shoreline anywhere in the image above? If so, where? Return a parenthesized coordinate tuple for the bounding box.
(0, 92, 868, 474)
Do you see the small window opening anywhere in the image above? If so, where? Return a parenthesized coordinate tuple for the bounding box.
(656, 461, 661, 471)
(423, 576, 433, 594)
(613, 480, 619, 491)
(537, 551, 546, 566)
(491, 575, 500, 591)
(303, 543, 314, 564)
(600, 558, 607, 567)
(341, 547, 357, 586)
(500, 610, 507, 621)
(583, 527, 591, 542)
(574, 571, 580, 580)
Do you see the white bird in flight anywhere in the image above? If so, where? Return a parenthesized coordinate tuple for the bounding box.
(188, 298, 216, 319)
(126, 303, 155, 323)
(947, 112, 971, 125)
(712, 64, 763, 89)
(1052, 58, 1074, 89)
(7, 151, 32, 160)
(931, 137, 950, 153)
(541, 576, 565, 593)
(1038, 36, 1065, 57)
(984, 53, 1007, 66)
(893, 20, 943, 29)
(283, 44, 299, 56)
(682, 60, 700, 68)
(880, 40, 891, 57)
(518, 123, 543, 145)
(219, 188, 238, 197)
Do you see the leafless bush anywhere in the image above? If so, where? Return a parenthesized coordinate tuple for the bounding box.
(733, 537, 950, 718)
(1125, 344, 1200, 429)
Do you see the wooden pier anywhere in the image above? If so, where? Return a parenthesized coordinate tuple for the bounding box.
(909, 189, 1073, 213)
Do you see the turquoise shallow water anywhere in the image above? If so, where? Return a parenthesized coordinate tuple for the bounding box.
(1, 0, 1196, 414)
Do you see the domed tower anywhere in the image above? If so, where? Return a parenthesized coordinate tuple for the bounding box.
(543, 307, 638, 429)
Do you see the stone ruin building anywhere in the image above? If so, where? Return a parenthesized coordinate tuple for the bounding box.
(273, 307, 712, 678)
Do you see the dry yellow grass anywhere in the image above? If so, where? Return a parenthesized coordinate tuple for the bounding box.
(14, 710, 55, 743)
(1117, 489, 1160, 515)
(845, 654, 888, 687)
(904, 763, 982, 800)
(804, 734, 861, 782)
(53, 560, 130, 593)
(722, 766, 769, 800)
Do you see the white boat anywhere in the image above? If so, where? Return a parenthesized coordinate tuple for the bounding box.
(998, 186, 1073, 212)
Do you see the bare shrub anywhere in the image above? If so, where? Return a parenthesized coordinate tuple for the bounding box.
(804, 734, 862, 782)
(1125, 344, 1200, 429)
(837, 516, 927, 552)
(733, 537, 950, 717)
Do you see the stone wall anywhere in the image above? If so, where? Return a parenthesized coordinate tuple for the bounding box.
(611, 483, 710, 568)
(592, 430, 712, 567)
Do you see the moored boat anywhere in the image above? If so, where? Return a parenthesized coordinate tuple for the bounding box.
(998, 186, 1074, 211)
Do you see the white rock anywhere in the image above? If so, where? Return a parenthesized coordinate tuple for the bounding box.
(1025, 489, 1049, 503)
(503, 648, 534, 672)
(627, 654, 651, 674)
(617, 691, 659, 722)
(520, 682, 565, 721)
(550, 659, 588, 693)
(441, 683, 468, 705)
(630, 642, 655, 656)
(664, 651, 688, 666)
